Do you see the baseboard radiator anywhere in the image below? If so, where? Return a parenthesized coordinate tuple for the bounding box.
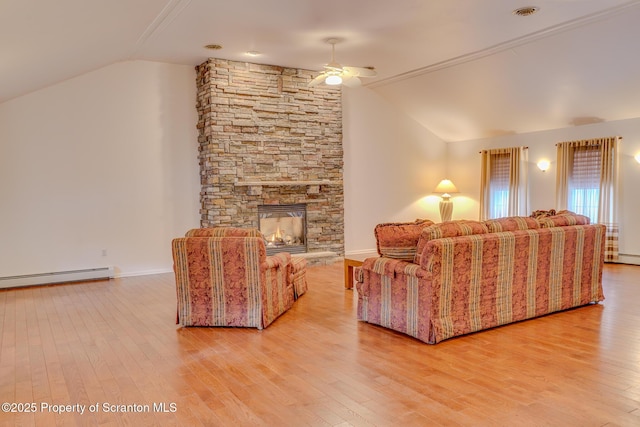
(0, 267, 115, 289)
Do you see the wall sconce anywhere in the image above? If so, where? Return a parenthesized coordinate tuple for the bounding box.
(537, 160, 550, 172)
(635, 153, 640, 164)
(434, 179, 458, 222)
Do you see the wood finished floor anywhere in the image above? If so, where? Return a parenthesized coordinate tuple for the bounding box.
(1, 262, 640, 426)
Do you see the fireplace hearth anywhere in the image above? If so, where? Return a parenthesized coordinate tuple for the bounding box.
(258, 204, 307, 255)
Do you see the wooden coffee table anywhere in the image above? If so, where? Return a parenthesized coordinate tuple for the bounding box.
(344, 252, 377, 289)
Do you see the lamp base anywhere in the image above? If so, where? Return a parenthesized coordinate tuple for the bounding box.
(439, 200, 453, 222)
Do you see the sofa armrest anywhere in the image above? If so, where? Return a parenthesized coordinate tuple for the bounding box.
(261, 252, 294, 327)
(362, 257, 427, 279)
(263, 252, 291, 270)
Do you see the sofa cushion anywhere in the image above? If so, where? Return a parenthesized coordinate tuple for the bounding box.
(483, 216, 540, 233)
(374, 219, 435, 261)
(415, 220, 489, 263)
(538, 212, 590, 228)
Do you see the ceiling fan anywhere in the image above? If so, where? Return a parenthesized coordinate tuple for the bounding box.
(308, 38, 377, 88)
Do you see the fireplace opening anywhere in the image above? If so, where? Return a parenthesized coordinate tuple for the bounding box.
(258, 204, 307, 255)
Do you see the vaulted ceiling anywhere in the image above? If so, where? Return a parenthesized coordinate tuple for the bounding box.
(3, 0, 640, 141)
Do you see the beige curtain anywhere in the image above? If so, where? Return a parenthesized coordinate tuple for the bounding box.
(479, 147, 528, 220)
(599, 137, 620, 262)
(555, 142, 574, 211)
(479, 151, 492, 220)
(555, 136, 620, 262)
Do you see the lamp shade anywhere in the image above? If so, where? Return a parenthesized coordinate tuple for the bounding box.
(434, 179, 458, 195)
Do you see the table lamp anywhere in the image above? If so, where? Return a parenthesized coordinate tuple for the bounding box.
(434, 179, 458, 222)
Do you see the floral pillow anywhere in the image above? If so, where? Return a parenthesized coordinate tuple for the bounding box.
(374, 219, 435, 261)
(530, 209, 556, 219)
(415, 220, 489, 263)
(483, 216, 540, 233)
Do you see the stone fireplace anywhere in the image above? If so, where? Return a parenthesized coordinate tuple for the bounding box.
(194, 58, 344, 262)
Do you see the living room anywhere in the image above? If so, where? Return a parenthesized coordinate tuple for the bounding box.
(3, 3, 640, 279)
(2, 1, 640, 425)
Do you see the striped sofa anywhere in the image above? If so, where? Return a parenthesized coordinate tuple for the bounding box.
(172, 227, 307, 329)
(355, 214, 606, 344)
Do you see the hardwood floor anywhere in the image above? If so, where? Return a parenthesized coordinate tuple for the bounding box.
(1, 262, 639, 426)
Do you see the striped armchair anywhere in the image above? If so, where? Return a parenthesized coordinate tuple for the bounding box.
(172, 228, 297, 329)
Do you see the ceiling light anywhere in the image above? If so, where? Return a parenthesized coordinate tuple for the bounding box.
(308, 38, 376, 88)
(513, 6, 539, 17)
(204, 44, 223, 50)
(325, 75, 342, 85)
(245, 51, 261, 56)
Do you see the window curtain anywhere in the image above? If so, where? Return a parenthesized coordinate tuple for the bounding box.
(555, 136, 620, 262)
(479, 147, 529, 220)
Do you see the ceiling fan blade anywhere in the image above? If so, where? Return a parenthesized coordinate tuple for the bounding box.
(308, 73, 327, 87)
(324, 62, 343, 73)
(343, 66, 377, 78)
(342, 75, 362, 88)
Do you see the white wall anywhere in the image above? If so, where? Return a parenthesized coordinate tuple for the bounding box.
(0, 60, 200, 278)
(5, 60, 636, 273)
(342, 87, 447, 254)
(448, 118, 640, 264)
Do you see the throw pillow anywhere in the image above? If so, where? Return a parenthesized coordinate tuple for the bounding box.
(530, 209, 556, 219)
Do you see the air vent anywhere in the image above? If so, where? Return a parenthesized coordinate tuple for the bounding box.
(513, 6, 539, 16)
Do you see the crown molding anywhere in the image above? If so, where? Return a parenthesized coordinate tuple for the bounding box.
(367, 0, 640, 89)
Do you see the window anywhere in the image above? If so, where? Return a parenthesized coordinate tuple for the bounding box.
(489, 152, 510, 219)
(479, 147, 528, 220)
(568, 145, 601, 222)
(556, 136, 620, 262)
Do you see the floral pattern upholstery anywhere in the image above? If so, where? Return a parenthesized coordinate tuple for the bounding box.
(172, 231, 296, 329)
(357, 219, 606, 344)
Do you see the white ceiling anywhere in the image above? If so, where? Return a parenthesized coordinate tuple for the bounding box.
(3, 0, 640, 141)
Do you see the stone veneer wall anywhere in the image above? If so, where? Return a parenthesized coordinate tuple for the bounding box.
(195, 58, 344, 256)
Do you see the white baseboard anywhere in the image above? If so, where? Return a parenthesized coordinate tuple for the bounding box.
(0, 267, 115, 289)
(616, 254, 640, 266)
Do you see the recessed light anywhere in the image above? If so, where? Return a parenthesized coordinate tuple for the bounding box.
(513, 6, 539, 16)
(204, 44, 223, 50)
(245, 51, 261, 57)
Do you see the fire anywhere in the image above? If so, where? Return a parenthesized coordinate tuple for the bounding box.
(268, 225, 285, 243)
